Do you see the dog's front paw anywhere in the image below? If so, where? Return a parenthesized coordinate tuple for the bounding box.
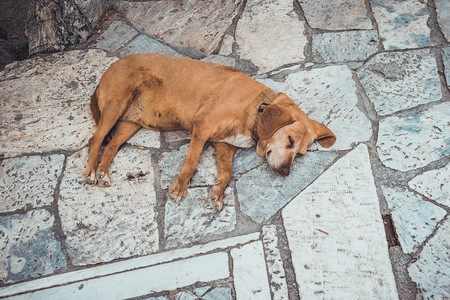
(96, 170, 111, 187)
(209, 185, 224, 211)
(169, 177, 189, 202)
(85, 168, 97, 185)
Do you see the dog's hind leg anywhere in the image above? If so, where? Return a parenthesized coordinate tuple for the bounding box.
(210, 142, 236, 211)
(95, 121, 141, 186)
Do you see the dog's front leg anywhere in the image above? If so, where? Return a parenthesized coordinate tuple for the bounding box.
(169, 126, 208, 202)
(210, 142, 236, 211)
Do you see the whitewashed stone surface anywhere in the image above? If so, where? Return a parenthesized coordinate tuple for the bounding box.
(371, 0, 433, 50)
(231, 241, 271, 300)
(298, 0, 372, 30)
(0, 155, 64, 213)
(164, 187, 236, 249)
(126, 128, 161, 149)
(262, 225, 289, 300)
(0, 209, 66, 284)
(377, 102, 450, 171)
(357, 49, 441, 116)
(92, 21, 139, 52)
(282, 144, 398, 299)
(408, 219, 450, 299)
(382, 186, 446, 253)
(408, 164, 449, 207)
(58, 147, 159, 266)
(259, 65, 372, 150)
(235, 0, 307, 73)
(0, 50, 118, 157)
(436, 0, 450, 42)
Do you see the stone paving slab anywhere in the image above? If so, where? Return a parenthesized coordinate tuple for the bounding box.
(92, 21, 139, 52)
(408, 163, 449, 207)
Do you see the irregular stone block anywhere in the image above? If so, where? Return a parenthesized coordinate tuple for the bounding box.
(357, 49, 442, 116)
(219, 34, 234, 56)
(0, 154, 64, 213)
(371, 0, 433, 50)
(382, 186, 446, 253)
(126, 128, 160, 149)
(58, 147, 158, 266)
(377, 102, 450, 171)
(201, 55, 236, 67)
(0, 50, 118, 157)
(164, 187, 236, 249)
(282, 144, 398, 298)
(443, 47, 450, 86)
(115, 0, 244, 56)
(259, 65, 372, 150)
(0, 209, 67, 284)
(92, 21, 139, 52)
(408, 219, 450, 299)
(232, 148, 264, 176)
(120, 34, 186, 58)
(235, 0, 307, 73)
(298, 0, 372, 30)
(236, 151, 337, 223)
(436, 0, 450, 42)
(174, 287, 232, 300)
(408, 163, 449, 207)
(312, 30, 379, 63)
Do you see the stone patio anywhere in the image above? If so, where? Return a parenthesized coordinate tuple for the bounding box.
(0, 0, 449, 299)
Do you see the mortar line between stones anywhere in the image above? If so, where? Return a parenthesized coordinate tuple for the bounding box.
(412, 213, 449, 257)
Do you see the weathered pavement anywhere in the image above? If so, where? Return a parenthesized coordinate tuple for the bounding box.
(0, 0, 449, 299)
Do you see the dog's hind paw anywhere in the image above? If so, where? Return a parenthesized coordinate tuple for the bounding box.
(209, 188, 224, 211)
(86, 171, 97, 185)
(96, 171, 111, 187)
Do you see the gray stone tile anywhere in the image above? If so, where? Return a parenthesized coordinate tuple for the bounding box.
(259, 65, 372, 150)
(115, 0, 244, 56)
(371, 0, 433, 50)
(201, 55, 236, 67)
(58, 147, 158, 266)
(299, 0, 372, 30)
(377, 102, 450, 171)
(357, 49, 442, 116)
(408, 163, 449, 207)
(0, 154, 64, 213)
(282, 144, 398, 298)
(408, 219, 450, 299)
(164, 187, 236, 249)
(382, 186, 446, 253)
(232, 148, 264, 177)
(312, 30, 379, 63)
(443, 47, 450, 86)
(219, 34, 234, 56)
(0, 50, 118, 157)
(236, 151, 337, 223)
(92, 21, 139, 52)
(126, 128, 161, 149)
(120, 34, 186, 58)
(235, 0, 307, 73)
(0, 209, 67, 284)
(435, 0, 450, 42)
(203, 287, 233, 300)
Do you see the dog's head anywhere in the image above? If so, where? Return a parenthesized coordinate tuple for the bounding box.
(255, 93, 336, 176)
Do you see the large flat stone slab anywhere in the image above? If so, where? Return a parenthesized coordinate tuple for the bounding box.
(408, 163, 449, 207)
(92, 21, 139, 52)
(436, 0, 450, 42)
(236, 151, 337, 223)
(0, 50, 118, 157)
(377, 102, 450, 171)
(357, 49, 442, 116)
(371, 0, 433, 50)
(58, 147, 158, 266)
(444, 47, 450, 86)
(119, 34, 186, 58)
(0, 154, 64, 213)
(382, 186, 446, 253)
(235, 0, 307, 73)
(115, 0, 244, 56)
(299, 0, 372, 30)
(282, 144, 398, 298)
(0, 209, 67, 284)
(408, 219, 450, 299)
(259, 65, 372, 150)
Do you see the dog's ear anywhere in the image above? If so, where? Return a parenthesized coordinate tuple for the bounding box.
(257, 104, 295, 140)
(311, 120, 336, 148)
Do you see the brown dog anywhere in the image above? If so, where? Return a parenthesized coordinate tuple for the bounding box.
(86, 53, 336, 210)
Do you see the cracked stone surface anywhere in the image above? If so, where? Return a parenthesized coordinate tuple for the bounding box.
(436, 0, 450, 42)
(175, 287, 233, 300)
(0, 50, 117, 158)
(92, 21, 139, 52)
(377, 102, 450, 171)
(259, 65, 372, 150)
(58, 147, 158, 266)
(371, 0, 433, 50)
(0, 209, 67, 284)
(408, 219, 450, 299)
(444, 47, 450, 86)
(299, 0, 372, 30)
(126, 128, 161, 149)
(282, 144, 398, 298)
(382, 186, 446, 253)
(408, 163, 449, 207)
(357, 49, 442, 116)
(235, 0, 307, 73)
(0, 155, 64, 213)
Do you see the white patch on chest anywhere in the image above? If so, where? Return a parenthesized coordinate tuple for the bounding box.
(219, 134, 256, 148)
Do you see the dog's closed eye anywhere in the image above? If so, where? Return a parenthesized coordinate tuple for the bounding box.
(286, 135, 294, 149)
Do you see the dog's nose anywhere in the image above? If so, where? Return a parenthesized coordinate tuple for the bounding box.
(277, 163, 291, 176)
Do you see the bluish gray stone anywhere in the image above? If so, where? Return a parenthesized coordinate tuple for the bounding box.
(203, 287, 233, 300)
(236, 151, 337, 223)
(312, 30, 379, 63)
(232, 148, 264, 176)
(435, 0, 450, 42)
(120, 34, 186, 58)
(443, 47, 450, 87)
(92, 21, 139, 52)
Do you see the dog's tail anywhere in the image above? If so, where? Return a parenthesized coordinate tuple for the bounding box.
(90, 86, 101, 125)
